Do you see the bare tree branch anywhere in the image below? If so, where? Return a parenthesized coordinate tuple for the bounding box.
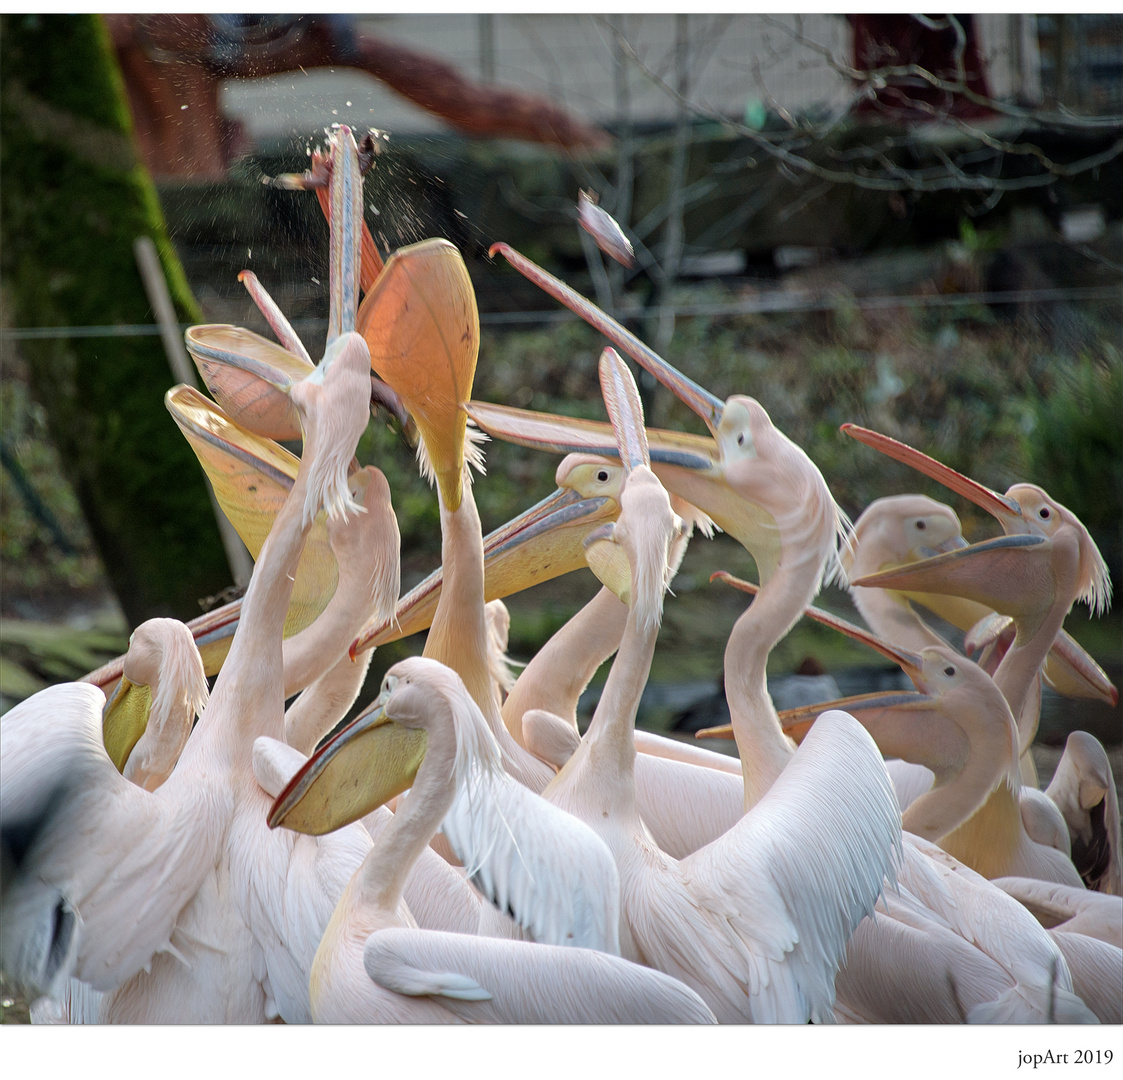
(598, 17, 1123, 194)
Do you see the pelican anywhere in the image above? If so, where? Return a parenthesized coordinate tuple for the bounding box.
(844, 493, 1115, 710)
(27, 618, 206, 1025)
(365, 428, 749, 860)
(840, 496, 1117, 881)
(99, 618, 209, 789)
(1, 331, 375, 1018)
(86, 391, 401, 760)
(778, 634, 1083, 887)
(851, 473, 1109, 888)
(268, 658, 716, 1023)
(342, 235, 731, 806)
(481, 248, 1097, 1023)
(1, 126, 384, 1022)
(703, 577, 1098, 1021)
(843, 493, 1115, 815)
(536, 348, 901, 1023)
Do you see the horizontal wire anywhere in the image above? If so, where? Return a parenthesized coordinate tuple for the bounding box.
(1, 285, 1118, 341)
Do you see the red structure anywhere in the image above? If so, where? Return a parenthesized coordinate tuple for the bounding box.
(105, 15, 608, 180)
(848, 14, 995, 121)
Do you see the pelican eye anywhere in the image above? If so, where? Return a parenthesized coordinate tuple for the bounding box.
(597, 469, 609, 482)
(943, 665, 956, 677)
(736, 433, 745, 446)
(1038, 507, 1051, 519)
(915, 520, 926, 530)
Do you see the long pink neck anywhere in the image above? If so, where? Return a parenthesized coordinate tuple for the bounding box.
(502, 586, 628, 742)
(424, 483, 552, 791)
(577, 600, 660, 820)
(192, 433, 317, 774)
(726, 521, 833, 809)
(357, 714, 458, 913)
(993, 529, 1081, 723)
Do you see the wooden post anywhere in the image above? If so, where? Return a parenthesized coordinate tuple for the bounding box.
(134, 236, 254, 587)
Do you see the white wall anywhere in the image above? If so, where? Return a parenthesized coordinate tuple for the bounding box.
(221, 14, 1034, 146)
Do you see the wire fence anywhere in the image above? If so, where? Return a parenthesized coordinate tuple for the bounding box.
(2, 284, 1118, 341)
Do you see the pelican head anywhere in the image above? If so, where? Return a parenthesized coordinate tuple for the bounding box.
(585, 466, 683, 631)
(269, 657, 499, 836)
(102, 618, 208, 789)
(1003, 484, 1112, 617)
(842, 494, 967, 581)
(842, 426, 1112, 618)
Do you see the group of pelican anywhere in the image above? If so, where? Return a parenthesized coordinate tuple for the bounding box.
(2, 126, 1119, 1026)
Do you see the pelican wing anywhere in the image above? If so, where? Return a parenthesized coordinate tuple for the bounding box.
(440, 770, 621, 954)
(896, 836, 1095, 1022)
(1, 684, 215, 998)
(678, 711, 902, 1023)
(834, 884, 1014, 1023)
(364, 928, 718, 1023)
(1048, 930, 1123, 1024)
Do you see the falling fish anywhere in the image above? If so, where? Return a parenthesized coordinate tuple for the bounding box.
(578, 191, 635, 268)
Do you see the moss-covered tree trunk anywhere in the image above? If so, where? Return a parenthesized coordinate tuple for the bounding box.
(1, 14, 229, 625)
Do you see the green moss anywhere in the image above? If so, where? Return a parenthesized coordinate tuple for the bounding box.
(1, 14, 228, 623)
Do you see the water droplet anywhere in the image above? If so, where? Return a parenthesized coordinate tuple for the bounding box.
(180, 105, 189, 111)
(331, 109, 338, 115)
(346, 101, 352, 108)
(311, 277, 321, 285)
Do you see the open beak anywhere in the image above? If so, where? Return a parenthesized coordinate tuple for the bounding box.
(326, 126, 363, 343)
(775, 691, 933, 745)
(166, 385, 341, 638)
(852, 533, 1050, 621)
(464, 400, 716, 471)
(275, 137, 385, 294)
(351, 483, 616, 655)
(101, 675, 153, 773)
(1045, 632, 1119, 707)
(357, 239, 479, 512)
(490, 243, 725, 434)
(184, 324, 314, 440)
(463, 398, 779, 564)
(268, 699, 428, 835)
(841, 424, 1023, 530)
